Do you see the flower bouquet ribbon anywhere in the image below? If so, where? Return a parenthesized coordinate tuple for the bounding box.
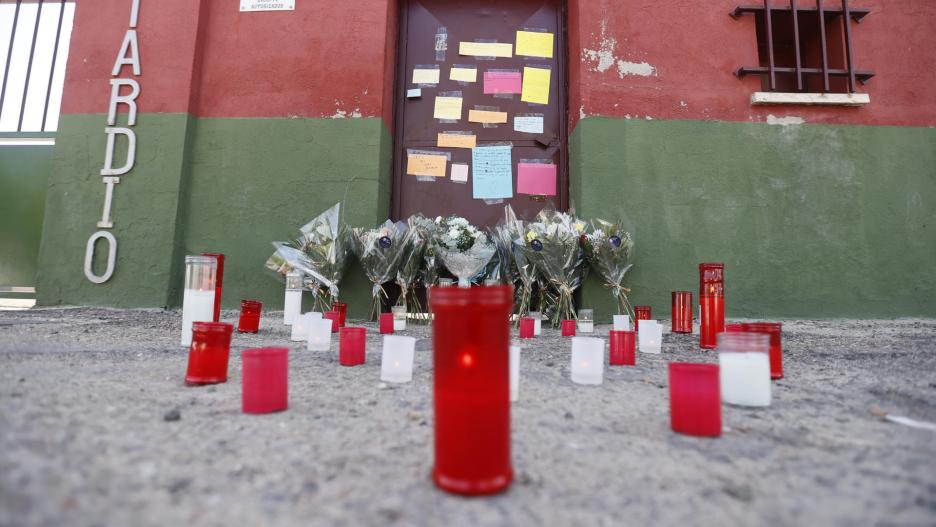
(350, 220, 411, 320)
(434, 215, 495, 288)
(583, 218, 635, 320)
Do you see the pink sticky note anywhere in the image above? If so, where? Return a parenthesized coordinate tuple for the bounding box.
(483, 71, 522, 94)
(517, 163, 557, 196)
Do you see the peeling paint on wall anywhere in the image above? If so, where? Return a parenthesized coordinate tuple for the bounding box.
(582, 20, 656, 78)
(766, 115, 806, 126)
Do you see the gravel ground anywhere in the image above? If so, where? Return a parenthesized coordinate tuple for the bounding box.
(0, 307, 935, 527)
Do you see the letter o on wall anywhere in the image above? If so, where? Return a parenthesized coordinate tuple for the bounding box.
(84, 231, 118, 284)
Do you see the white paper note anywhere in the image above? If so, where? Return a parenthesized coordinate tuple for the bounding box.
(514, 115, 544, 134)
(451, 163, 469, 183)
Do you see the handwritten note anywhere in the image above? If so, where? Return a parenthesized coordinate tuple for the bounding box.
(468, 109, 508, 124)
(407, 153, 448, 177)
(451, 163, 469, 183)
(437, 132, 476, 149)
(517, 162, 557, 195)
(412, 68, 440, 84)
(434, 96, 463, 120)
(521, 66, 551, 105)
(514, 115, 544, 134)
(472, 145, 513, 199)
(450, 67, 477, 83)
(459, 41, 513, 58)
(515, 31, 554, 58)
(483, 71, 522, 94)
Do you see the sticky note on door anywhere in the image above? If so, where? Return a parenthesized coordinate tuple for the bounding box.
(521, 67, 551, 105)
(472, 145, 513, 199)
(483, 71, 522, 94)
(437, 132, 476, 149)
(514, 115, 544, 134)
(412, 68, 440, 85)
(468, 109, 508, 124)
(515, 31, 554, 58)
(450, 67, 477, 83)
(517, 162, 557, 196)
(451, 163, 469, 183)
(459, 41, 513, 58)
(407, 153, 448, 177)
(434, 96, 463, 120)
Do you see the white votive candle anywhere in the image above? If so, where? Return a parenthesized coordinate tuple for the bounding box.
(180, 289, 215, 347)
(392, 306, 407, 331)
(291, 312, 322, 342)
(613, 314, 631, 331)
(529, 311, 542, 336)
(307, 318, 333, 351)
(719, 332, 771, 407)
(510, 345, 520, 402)
(380, 335, 416, 383)
(283, 271, 303, 325)
(578, 309, 594, 333)
(570, 337, 604, 385)
(638, 320, 663, 354)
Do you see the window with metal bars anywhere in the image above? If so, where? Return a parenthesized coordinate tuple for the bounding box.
(0, 0, 75, 132)
(732, 0, 874, 94)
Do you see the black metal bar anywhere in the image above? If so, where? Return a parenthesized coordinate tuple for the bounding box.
(792, 0, 802, 91)
(0, 0, 23, 123)
(737, 65, 874, 80)
(818, 0, 830, 92)
(733, 4, 870, 19)
(764, 0, 776, 90)
(18, 0, 45, 132)
(41, 0, 65, 131)
(841, 0, 856, 92)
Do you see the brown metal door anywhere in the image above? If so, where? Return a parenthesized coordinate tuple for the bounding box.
(391, 0, 567, 227)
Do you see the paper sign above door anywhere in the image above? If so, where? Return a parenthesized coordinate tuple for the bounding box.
(240, 0, 295, 11)
(459, 41, 514, 58)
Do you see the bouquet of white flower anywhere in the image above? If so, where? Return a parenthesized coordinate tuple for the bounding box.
(349, 220, 412, 320)
(434, 215, 495, 288)
(396, 214, 432, 317)
(492, 205, 538, 322)
(583, 218, 635, 319)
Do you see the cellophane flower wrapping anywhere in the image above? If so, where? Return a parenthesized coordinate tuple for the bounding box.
(516, 206, 588, 327)
(492, 205, 537, 323)
(434, 215, 495, 288)
(265, 202, 349, 312)
(583, 218, 635, 319)
(349, 220, 411, 320)
(396, 214, 431, 318)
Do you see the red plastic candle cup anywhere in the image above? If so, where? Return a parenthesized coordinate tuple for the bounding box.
(201, 252, 224, 322)
(609, 330, 636, 366)
(379, 312, 394, 334)
(699, 263, 725, 349)
(237, 300, 262, 333)
(332, 301, 348, 327)
(185, 322, 234, 385)
(671, 291, 693, 334)
(519, 317, 535, 339)
(431, 285, 514, 495)
(740, 322, 784, 379)
(668, 362, 721, 437)
(241, 347, 288, 414)
(561, 319, 576, 337)
(725, 323, 744, 332)
(324, 311, 340, 333)
(634, 305, 652, 331)
(339, 327, 366, 366)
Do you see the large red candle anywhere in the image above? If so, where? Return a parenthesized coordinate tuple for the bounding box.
(339, 327, 366, 366)
(609, 330, 636, 365)
(241, 347, 288, 414)
(332, 301, 348, 327)
(237, 300, 262, 333)
(379, 313, 394, 334)
(741, 322, 783, 379)
(519, 317, 535, 339)
(185, 321, 233, 385)
(668, 362, 721, 437)
(561, 319, 576, 337)
(201, 252, 224, 322)
(431, 285, 513, 495)
(671, 291, 693, 333)
(634, 305, 652, 331)
(699, 263, 725, 349)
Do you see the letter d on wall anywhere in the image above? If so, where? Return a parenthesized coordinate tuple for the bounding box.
(84, 231, 117, 284)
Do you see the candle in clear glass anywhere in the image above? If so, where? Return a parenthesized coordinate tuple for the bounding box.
(380, 335, 416, 383)
(283, 271, 303, 325)
(180, 255, 217, 347)
(185, 321, 233, 385)
(740, 322, 783, 379)
(668, 362, 721, 437)
(392, 305, 407, 331)
(638, 320, 663, 354)
(242, 347, 288, 414)
(379, 312, 394, 334)
(609, 330, 636, 366)
(577, 309, 594, 333)
(290, 312, 322, 342)
(634, 305, 651, 331)
(528, 311, 542, 336)
(237, 300, 262, 333)
(438, 278, 454, 288)
(306, 318, 333, 351)
(519, 317, 535, 339)
(570, 337, 604, 385)
(509, 345, 520, 402)
(699, 263, 725, 349)
(324, 311, 340, 333)
(201, 252, 224, 322)
(561, 319, 576, 337)
(613, 314, 631, 331)
(718, 332, 771, 407)
(332, 301, 348, 327)
(339, 327, 366, 366)
(671, 291, 693, 333)
(431, 285, 513, 496)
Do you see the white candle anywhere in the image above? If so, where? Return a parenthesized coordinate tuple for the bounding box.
(180, 289, 215, 347)
(529, 311, 542, 336)
(578, 309, 594, 333)
(306, 318, 333, 351)
(392, 306, 407, 331)
(291, 312, 322, 342)
(570, 337, 604, 385)
(283, 289, 302, 325)
(613, 314, 631, 331)
(509, 345, 520, 402)
(380, 335, 416, 383)
(638, 320, 663, 354)
(719, 333, 771, 407)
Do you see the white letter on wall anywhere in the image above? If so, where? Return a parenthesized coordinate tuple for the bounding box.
(97, 177, 121, 228)
(84, 231, 118, 284)
(112, 30, 141, 76)
(101, 127, 137, 176)
(107, 78, 140, 126)
(129, 0, 141, 28)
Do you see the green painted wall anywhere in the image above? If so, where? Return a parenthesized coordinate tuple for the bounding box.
(571, 117, 936, 321)
(0, 142, 53, 287)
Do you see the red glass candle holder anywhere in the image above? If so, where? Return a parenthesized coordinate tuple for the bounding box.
(668, 362, 721, 437)
(201, 252, 224, 322)
(519, 317, 535, 339)
(609, 330, 636, 366)
(339, 327, 366, 366)
(431, 285, 513, 495)
(185, 322, 233, 385)
(561, 319, 576, 337)
(379, 312, 394, 334)
(740, 322, 783, 379)
(699, 263, 725, 349)
(332, 301, 348, 327)
(634, 305, 652, 331)
(324, 311, 340, 333)
(237, 300, 262, 333)
(241, 347, 288, 414)
(725, 323, 744, 332)
(671, 291, 693, 333)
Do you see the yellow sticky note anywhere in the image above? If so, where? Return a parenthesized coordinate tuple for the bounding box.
(412, 68, 440, 84)
(407, 154, 447, 177)
(449, 67, 477, 83)
(438, 132, 477, 149)
(459, 41, 513, 58)
(434, 96, 463, 120)
(521, 66, 551, 105)
(468, 109, 508, 124)
(515, 31, 554, 58)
